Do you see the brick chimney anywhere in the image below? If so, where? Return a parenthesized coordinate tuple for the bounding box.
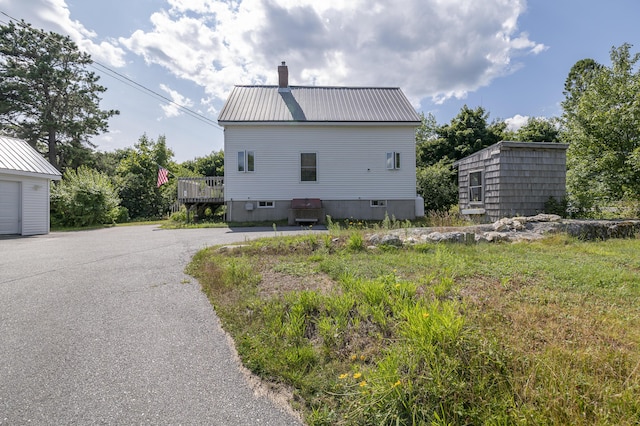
(278, 61, 289, 91)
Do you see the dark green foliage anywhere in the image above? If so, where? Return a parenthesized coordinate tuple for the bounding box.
(0, 20, 118, 171)
(115, 134, 175, 219)
(418, 105, 505, 166)
(543, 196, 568, 217)
(562, 44, 640, 213)
(512, 117, 562, 142)
(416, 159, 458, 212)
(416, 107, 505, 212)
(51, 166, 120, 226)
(182, 150, 224, 176)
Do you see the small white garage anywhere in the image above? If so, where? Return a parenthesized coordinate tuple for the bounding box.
(0, 136, 62, 236)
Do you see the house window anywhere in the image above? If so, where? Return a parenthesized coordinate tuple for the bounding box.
(370, 200, 387, 207)
(237, 150, 255, 172)
(301, 152, 317, 182)
(257, 201, 274, 208)
(386, 152, 400, 169)
(469, 170, 483, 203)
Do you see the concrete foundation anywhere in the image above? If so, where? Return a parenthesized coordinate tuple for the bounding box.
(226, 199, 416, 223)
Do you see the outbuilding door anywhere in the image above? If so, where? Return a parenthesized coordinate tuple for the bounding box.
(0, 180, 21, 235)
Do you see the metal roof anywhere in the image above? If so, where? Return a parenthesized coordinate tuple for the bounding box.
(218, 86, 421, 124)
(0, 135, 62, 179)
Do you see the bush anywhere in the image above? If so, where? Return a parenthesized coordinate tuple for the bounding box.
(544, 196, 568, 217)
(416, 160, 458, 212)
(114, 206, 130, 223)
(170, 206, 188, 222)
(51, 166, 121, 227)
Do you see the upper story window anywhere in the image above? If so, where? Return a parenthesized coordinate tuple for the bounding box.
(237, 150, 255, 172)
(386, 152, 400, 169)
(469, 170, 483, 203)
(301, 152, 317, 182)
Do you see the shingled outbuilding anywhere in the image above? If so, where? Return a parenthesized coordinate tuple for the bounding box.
(454, 141, 568, 222)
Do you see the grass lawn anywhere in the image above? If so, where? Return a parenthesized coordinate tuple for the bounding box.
(187, 231, 640, 425)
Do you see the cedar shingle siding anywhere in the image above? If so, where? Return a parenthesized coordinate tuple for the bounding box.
(456, 141, 568, 222)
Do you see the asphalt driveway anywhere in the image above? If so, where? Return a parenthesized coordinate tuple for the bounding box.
(0, 225, 318, 425)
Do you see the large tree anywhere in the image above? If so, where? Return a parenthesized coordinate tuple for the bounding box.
(562, 44, 640, 212)
(417, 105, 505, 168)
(116, 134, 175, 219)
(512, 117, 562, 142)
(415, 106, 505, 212)
(0, 20, 118, 170)
(182, 150, 225, 176)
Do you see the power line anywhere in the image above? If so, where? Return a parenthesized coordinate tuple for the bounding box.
(0, 10, 223, 131)
(90, 62, 222, 129)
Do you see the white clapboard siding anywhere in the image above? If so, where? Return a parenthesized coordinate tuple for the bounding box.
(224, 125, 417, 201)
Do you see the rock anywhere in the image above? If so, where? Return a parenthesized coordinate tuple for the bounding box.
(363, 216, 639, 248)
(424, 231, 474, 243)
(366, 234, 382, 246)
(477, 231, 510, 243)
(380, 234, 403, 247)
(492, 218, 511, 232)
(492, 218, 524, 232)
(217, 244, 249, 253)
(527, 213, 562, 223)
(608, 221, 640, 238)
(562, 220, 640, 240)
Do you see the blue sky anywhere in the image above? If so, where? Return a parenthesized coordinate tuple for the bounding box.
(0, 0, 638, 162)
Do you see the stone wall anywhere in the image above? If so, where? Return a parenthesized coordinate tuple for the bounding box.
(366, 215, 640, 246)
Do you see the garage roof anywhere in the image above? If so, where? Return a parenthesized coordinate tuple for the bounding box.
(0, 135, 62, 180)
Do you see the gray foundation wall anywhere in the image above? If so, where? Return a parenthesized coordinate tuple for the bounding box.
(226, 199, 416, 224)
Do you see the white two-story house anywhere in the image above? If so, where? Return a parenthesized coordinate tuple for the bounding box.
(217, 62, 422, 224)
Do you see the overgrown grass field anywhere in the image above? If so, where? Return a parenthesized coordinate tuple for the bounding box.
(187, 231, 640, 425)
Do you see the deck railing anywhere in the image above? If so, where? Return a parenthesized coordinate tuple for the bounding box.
(177, 177, 224, 203)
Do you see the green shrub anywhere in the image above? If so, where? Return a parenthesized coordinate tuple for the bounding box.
(544, 196, 568, 217)
(114, 206, 129, 223)
(346, 232, 365, 251)
(51, 166, 121, 227)
(170, 206, 188, 222)
(416, 160, 458, 212)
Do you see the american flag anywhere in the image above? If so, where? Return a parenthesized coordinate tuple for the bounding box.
(157, 167, 169, 187)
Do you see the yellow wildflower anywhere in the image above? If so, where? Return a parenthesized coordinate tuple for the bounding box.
(393, 380, 401, 388)
(350, 354, 357, 361)
(353, 372, 362, 379)
(422, 312, 429, 318)
(360, 355, 365, 361)
(339, 373, 348, 380)
(359, 381, 367, 387)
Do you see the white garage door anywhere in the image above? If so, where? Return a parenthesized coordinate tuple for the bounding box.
(0, 180, 21, 235)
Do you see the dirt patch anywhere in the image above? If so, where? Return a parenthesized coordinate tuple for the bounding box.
(258, 268, 337, 298)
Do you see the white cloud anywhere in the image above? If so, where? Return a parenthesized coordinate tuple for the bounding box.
(118, 0, 545, 106)
(505, 114, 529, 131)
(158, 83, 194, 118)
(4, 0, 545, 108)
(1, 0, 127, 67)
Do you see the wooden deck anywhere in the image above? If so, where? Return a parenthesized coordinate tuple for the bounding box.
(177, 177, 223, 204)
